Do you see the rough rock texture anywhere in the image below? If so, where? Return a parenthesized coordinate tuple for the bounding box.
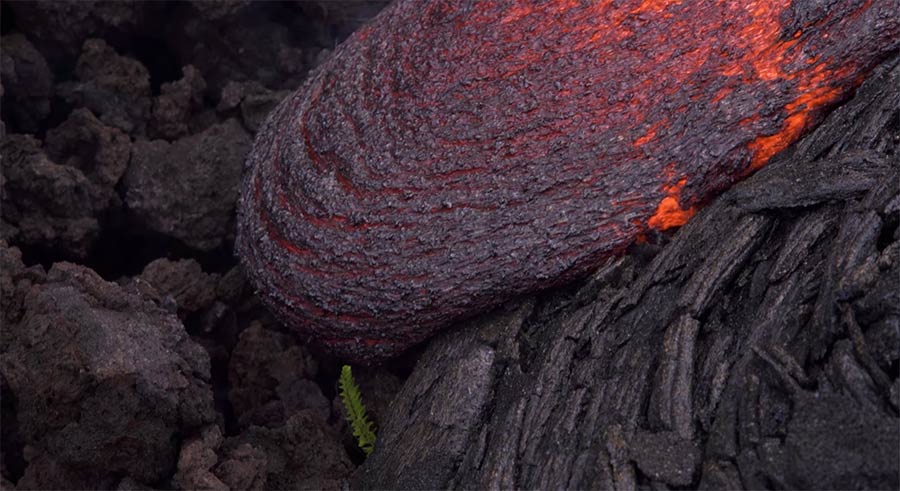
(237, 0, 900, 363)
(1, 135, 101, 258)
(138, 258, 220, 318)
(57, 39, 152, 135)
(217, 81, 291, 134)
(149, 65, 208, 140)
(0, 34, 53, 133)
(0, 256, 217, 489)
(1, 2, 385, 490)
(123, 118, 251, 251)
(213, 442, 269, 491)
(224, 411, 355, 490)
(165, 3, 302, 93)
(44, 108, 131, 210)
(172, 423, 271, 490)
(172, 426, 229, 490)
(229, 322, 328, 428)
(3, 1, 897, 489)
(1, 109, 129, 259)
(6, 1, 144, 67)
(353, 57, 900, 490)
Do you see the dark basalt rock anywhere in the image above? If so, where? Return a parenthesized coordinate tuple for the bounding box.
(237, 0, 900, 362)
(0, 251, 216, 489)
(0, 34, 53, 133)
(124, 118, 251, 251)
(57, 39, 152, 135)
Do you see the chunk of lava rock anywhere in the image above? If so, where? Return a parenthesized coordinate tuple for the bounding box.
(0, 259, 216, 489)
(6, 1, 143, 66)
(172, 425, 269, 491)
(236, 0, 900, 363)
(138, 258, 219, 318)
(0, 240, 45, 328)
(150, 65, 207, 140)
(222, 411, 354, 490)
(57, 39, 151, 134)
(785, 394, 900, 490)
(44, 108, 131, 209)
(1, 135, 100, 258)
(172, 426, 228, 490)
(124, 118, 251, 251)
(229, 322, 327, 428)
(217, 81, 290, 134)
(168, 3, 307, 93)
(0, 34, 53, 133)
(2, 109, 128, 258)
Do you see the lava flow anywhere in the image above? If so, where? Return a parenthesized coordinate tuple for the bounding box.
(237, 0, 899, 362)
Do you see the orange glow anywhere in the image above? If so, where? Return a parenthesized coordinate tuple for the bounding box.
(631, 0, 683, 14)
(634, 125, 658, 146)
(720, 3, 855, 173)
(648, 178, 696, 230)
(747, 81, 845, 172)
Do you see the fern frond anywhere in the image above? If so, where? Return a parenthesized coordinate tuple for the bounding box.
(339, 365, 377, 456)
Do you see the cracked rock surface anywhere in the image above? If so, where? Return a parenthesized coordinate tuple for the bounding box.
(354, 58, 900, 491)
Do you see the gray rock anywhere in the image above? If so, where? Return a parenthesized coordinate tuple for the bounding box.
(44, 108, 131, 209)
(1, 110, 128, 258)
(150, 65, 208, 140)
(6, 2, 143, 67)
(0, 261, 216, 488)
(217, 81, 290, 133)
(229, 322, 325, 428)
(0, 241, 44, 332)
(1, 135, 100, 258)
(124, 119, 251, 251)
(785, 394, 900, 490)
(57, 39, 152, 134)
(214, 442, 268, 490)
(630, 430, 701, 486)
(139, 258, 220, 318)
(222, 411, 353, 490)
(0, 34, 53, 133)
(172, 425, 270, 491)
(172, 426, 228, 490)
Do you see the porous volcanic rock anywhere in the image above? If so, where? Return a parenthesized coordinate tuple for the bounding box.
(1, 109, 128, 259)
(217, 81, 290, 134)
(171, 424, 269, 490)
(0, 259, 216, 489)
(123, 118, 251, 251)
(149, 65, 208, 140)
(0, 241, 44, 330)
(0, 34, 53, 133)
(167, 2, 308, 93)
(138, 257, 220, 318)
(6, 1, 144, 67)
(1, 135, 100, 258)
(221, 411, 354, 490)
(228, 322, 327, 428)
(57, 39, 152, 135)
(44, 108, 131, 209)
(213, 441, 269, 490)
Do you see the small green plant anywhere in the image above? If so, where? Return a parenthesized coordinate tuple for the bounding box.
(338, 365, 377, 456)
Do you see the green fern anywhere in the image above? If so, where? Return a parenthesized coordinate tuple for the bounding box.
(338, 365, 377, 456)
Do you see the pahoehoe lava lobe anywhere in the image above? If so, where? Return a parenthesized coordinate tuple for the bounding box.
(237, 0, 899, 363)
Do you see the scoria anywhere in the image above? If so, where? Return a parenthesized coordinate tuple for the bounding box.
(237, 0, 899, 363)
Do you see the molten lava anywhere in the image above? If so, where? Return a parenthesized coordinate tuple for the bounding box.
(237, 0, 899, 362)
